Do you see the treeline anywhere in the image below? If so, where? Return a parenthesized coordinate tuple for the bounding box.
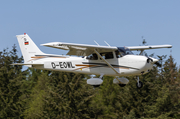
(0, 45, 180, 119)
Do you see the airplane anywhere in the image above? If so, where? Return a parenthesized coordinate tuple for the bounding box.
(12, 33, 172, 88)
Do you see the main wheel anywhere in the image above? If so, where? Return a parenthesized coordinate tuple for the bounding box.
(136, 81, 143, 88)
(119, 84, 126, 87)
(93, 85, 100, 88)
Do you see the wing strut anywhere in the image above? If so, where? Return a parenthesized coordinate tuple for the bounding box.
(93, 49, 120, 74)
(139, 50, 144, 55)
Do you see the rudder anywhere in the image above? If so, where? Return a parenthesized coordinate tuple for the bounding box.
(16, 33, 44, 63)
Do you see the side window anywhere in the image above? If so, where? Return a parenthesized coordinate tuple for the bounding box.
(105, 52, 113, 59)
(100, 52, 114, 59)
(100, 53, 106, 59)
(86, 53, 98, 60)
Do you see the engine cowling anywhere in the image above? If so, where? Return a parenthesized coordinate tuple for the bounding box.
(87, 78, 103, 87)
(113, 77, 129, 84)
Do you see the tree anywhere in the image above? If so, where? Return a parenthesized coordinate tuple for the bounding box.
(0, 45, 27, 118)
(24, 71, 95, 119)
(144, 55, 180, 118)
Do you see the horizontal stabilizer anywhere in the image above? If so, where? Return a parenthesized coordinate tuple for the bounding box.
(11, 63, 44, 66)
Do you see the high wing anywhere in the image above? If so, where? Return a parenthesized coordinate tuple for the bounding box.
(127, 45, 172, 51)
(41, 42, 117, 56)
(41, 42, 172, 56)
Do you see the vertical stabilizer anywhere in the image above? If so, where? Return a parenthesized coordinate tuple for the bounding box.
(16, 33, 44, 63)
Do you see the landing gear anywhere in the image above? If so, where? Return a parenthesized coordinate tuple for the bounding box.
(136, 81, 143, 88)
(119, 84, 126, 87)
(87, 74, 104, 88)
(114, 77, 129, 87)
(136, 77, 143, 89)
(93, 85, 100, 88)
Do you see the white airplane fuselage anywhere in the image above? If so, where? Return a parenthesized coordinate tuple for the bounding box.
(31, 54, 154, 76)
(13, 34, 171, 88)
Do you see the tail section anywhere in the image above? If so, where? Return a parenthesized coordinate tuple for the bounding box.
(16, 33, 44, 63)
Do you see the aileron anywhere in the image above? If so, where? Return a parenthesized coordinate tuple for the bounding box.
(127, 45, 172, 51)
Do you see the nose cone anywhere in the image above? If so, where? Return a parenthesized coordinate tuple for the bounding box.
(153, 58, 159, 63)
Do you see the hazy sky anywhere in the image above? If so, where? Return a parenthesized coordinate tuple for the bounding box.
(0, 1, 179, 66)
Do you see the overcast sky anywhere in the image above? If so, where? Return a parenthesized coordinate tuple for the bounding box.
(0, 1, 179, 66)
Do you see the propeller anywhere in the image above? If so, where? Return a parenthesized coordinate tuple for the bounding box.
(146, 56, 161, 67)
(154, 61, 162, 67)
(140, 52, 161, 67)
(147, 57, 153, 63)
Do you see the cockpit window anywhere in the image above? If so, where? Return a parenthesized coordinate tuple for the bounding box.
(117, 47, 133, 56)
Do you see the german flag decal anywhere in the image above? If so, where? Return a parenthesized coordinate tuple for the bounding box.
(24, 42, 29, 45)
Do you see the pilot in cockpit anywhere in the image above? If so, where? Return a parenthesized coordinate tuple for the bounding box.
(115, 51, 120, 58)
(92, 53, 98, 60)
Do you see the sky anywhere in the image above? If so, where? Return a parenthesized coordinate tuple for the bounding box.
(0, 1, 179, 66)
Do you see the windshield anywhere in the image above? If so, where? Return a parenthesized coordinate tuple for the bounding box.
(117, 47, 133, 56)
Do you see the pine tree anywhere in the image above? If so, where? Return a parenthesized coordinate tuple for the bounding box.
(23, 71, 95, 118)
(0, 45, 27, 118)
(23, 71, 49, 118)
(144, 55, 180, 118)
(45, 72, 95, 118)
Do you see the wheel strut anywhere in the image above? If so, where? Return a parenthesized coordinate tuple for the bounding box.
(136, 76, 143, 88)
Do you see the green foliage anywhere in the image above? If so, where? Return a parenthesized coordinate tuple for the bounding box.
(23, 72, 95, 118)
(0, 45, 27, 118)
(1, 45, 180, 119)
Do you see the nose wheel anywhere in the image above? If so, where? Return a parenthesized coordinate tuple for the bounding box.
(136, 81, 143, 88)
(136, 77, 143, 88)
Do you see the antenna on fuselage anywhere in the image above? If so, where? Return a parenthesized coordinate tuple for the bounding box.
(94, 40, 100, 46)
(104, 41, 111, 47)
